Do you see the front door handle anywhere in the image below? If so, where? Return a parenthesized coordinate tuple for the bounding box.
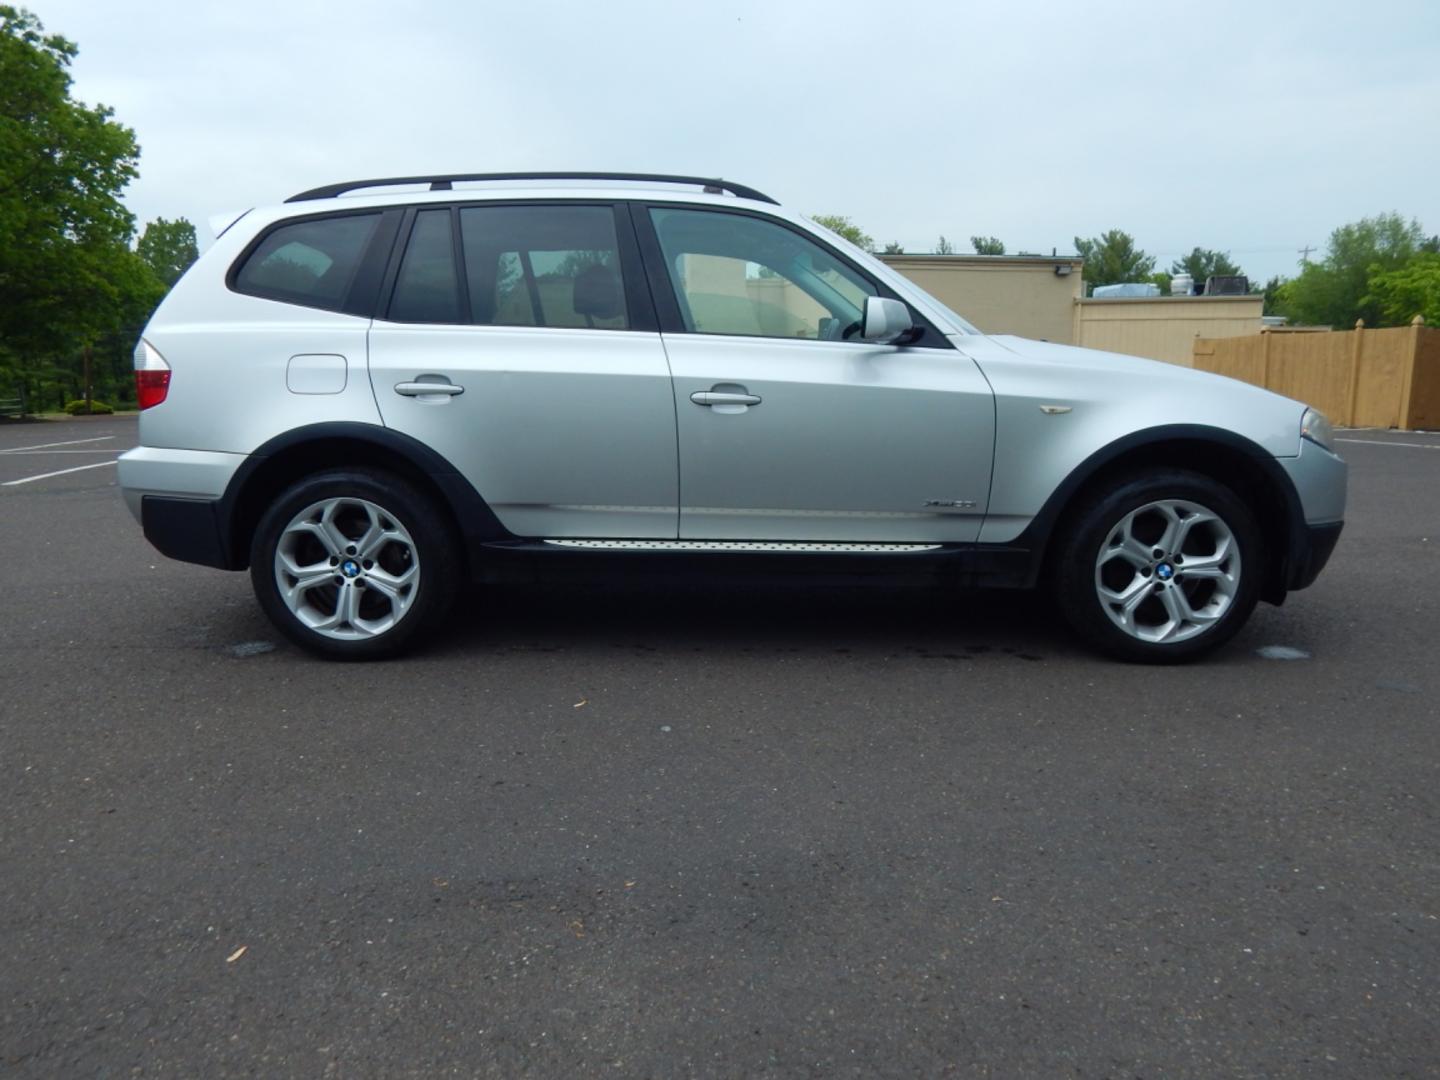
(691, 390, 761, 407)
(395, 380, 464, 398)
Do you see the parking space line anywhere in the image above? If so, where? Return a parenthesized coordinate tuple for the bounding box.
(2, 460, 118, 486)
(0, 435, 115, 453)
(1336, 437, 1440, 450)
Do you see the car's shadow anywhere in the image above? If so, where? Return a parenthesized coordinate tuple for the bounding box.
(428, 579, 1079, 661)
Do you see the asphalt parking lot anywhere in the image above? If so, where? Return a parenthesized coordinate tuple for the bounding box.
(2, 414, 1437, 1077)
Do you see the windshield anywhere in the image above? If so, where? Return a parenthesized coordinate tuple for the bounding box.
(910, 292, 980, 335)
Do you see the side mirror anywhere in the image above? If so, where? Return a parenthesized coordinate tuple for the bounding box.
(860, 296, 915, 344)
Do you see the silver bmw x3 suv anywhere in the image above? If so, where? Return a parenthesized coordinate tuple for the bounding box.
(118, 172, 1346, 661)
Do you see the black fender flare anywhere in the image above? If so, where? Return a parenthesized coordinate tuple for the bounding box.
(1006, 423, 1304, 596)
(216, 422, 514, 569)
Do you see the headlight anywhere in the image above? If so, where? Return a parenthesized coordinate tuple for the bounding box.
(1301, 407, 1335, 451)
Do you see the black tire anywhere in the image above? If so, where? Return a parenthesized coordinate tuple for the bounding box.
(1054, 469, 1262, 663)
(249, 468, 461, 660)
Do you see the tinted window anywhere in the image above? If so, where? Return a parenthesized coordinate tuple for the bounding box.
(460, 205, 627, 330)
(389, 210, 460, 323)
(234, 214, 379, 310)
(650, 208, 877, 340)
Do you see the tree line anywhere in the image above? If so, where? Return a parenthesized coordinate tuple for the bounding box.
(1, 6, 196, 414)
(815, 211, 1439, 330)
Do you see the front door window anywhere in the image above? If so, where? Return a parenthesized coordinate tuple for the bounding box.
(649, 208, 878, 342)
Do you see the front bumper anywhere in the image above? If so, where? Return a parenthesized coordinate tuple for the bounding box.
(1276, 437, 1347, 592)
(1288, 521, 1343, 591)
(1278, 437, 1348, 525)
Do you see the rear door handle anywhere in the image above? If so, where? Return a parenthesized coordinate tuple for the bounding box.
(690, 391, 761, 407)
(395, 380, 464, 398)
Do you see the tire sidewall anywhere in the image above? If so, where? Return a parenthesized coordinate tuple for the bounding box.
(249, 469, 458, 660)
(1057, 470, 1262, 663)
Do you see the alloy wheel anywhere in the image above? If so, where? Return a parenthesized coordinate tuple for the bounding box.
(272, 496, 419, 640)
(1093, 498, 1241, 644)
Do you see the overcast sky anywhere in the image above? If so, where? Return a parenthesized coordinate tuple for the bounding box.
(36, 0, 1440, 283)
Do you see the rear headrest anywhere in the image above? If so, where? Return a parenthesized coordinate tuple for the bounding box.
(573, 263, 624, 320)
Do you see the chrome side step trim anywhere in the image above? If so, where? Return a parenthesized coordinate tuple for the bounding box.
(542, 539, 944, 554)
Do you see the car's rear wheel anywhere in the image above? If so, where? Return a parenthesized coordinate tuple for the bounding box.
(1055, 469, 1262, 662)
(250, 469, 459, 659)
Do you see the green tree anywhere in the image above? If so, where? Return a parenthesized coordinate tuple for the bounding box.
(881, 241, 905, 255)
(1279, 213, 1425, 327)
(1170, 247, 1244, 291)
(1260, 274, 1287, 317)
(1073, 229, 1155, 291)
(810, 214, 873, 252)
(970, 235, 1005, 255)
(0, 6, 146, 397)
(137, 216, 199, 286)
(1363, 252, 1440, 327)
(72, 245, 164, 409)
(934, 235, 955, 255)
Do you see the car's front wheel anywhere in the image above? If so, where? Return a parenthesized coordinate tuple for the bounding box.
(1055, 470, 1262, 662)
(249, 469, 460, 659)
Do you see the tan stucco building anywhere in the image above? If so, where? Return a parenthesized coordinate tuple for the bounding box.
(882, 255, 1083, 344)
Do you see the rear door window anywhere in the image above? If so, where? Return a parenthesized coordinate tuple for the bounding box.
(459, 205, 629, 330)
(233, 213, 380, 311)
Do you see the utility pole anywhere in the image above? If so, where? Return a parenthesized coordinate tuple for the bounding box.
(1298, 244, 1315, 263)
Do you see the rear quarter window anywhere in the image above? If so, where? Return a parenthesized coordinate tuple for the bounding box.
(232, 213, 381, 311)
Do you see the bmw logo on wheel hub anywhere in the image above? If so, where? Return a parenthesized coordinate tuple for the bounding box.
(1156, 562, 1175, 582)
(341, 559, 362, 579)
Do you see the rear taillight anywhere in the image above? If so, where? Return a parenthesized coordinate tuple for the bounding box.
(134, 339, 171, 409)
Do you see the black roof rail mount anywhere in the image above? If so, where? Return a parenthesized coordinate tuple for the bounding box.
(286, 172, 777, 205)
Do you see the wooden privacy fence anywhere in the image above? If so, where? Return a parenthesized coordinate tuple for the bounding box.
(1192, 317, 1440, 430)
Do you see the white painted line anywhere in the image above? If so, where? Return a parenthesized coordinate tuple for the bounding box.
(1336, 438, 1440, 450)
(1343, 428, 1440, 436)
(3, 448, 126, 455)
(2, 460, 118, 486)
(0, 435, 115, 454)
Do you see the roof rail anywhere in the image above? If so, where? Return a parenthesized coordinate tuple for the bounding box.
(285, 172, 778, 205)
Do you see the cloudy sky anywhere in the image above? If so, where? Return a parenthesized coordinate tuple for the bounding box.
(36, 0, 1440, 283)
